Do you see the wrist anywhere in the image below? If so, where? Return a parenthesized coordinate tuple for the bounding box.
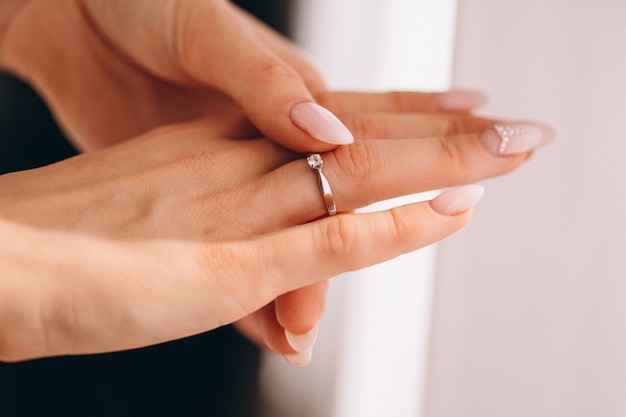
(0, 217, 49, 361)
(0, 0, 30, 69)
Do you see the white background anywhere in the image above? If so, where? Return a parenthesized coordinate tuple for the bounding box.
(427, 1, 626, 416)
(259, 1, 626, 416)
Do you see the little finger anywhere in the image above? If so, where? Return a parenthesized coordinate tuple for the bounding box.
(318, 90, 487, 115)
(341, 113, 493, 140)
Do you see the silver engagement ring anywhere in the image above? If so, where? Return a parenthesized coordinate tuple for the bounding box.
(306, 153, 337, 216)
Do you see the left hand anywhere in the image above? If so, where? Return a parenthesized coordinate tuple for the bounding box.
(2, 0, 336, 151)
(2, 0, 483, 153)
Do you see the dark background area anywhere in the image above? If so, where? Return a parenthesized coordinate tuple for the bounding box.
(0, 1, 291, 416)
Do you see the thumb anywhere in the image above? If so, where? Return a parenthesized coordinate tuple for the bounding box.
(178, 1, 354, 152)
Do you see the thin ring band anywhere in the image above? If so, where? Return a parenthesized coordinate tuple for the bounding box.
(306, 153, 337, 216)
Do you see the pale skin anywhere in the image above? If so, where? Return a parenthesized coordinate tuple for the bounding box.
(0, 0, 551, 363)
(0, 109, 537, 362)
(0, 0, 486, 151)
(1, 0, 341, 150)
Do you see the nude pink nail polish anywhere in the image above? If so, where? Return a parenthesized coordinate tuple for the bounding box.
(285, 326, 318, 353)
(291, 102, 354, 145)
(284, 349, 313, 367)
(430, 185, 485, 216)
(434, 89, 488, 111)
(480, 123, 545, 155)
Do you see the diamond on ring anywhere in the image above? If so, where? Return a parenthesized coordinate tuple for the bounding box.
(306, 153, 336, 216)
(307, 153, 324, 171)
(493, 124, 524, 154)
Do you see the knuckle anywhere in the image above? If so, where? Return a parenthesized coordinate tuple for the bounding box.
(333, 140, 379, 182)
(315, 216, 360, 261)
(251, 57, 301, 84)
(388, 208, 417, 248)
(434, 135, 467, 172)
(443, 116, 466, 136)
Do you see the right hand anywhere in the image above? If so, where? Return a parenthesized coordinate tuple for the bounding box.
(1, 0, 484, 152)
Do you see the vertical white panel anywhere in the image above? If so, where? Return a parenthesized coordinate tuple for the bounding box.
(426, 1, 626, 416)
(258, 1, 457, 417)
(293, 0, 456, 91)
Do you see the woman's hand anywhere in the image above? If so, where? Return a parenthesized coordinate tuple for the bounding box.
(0, 0, 484, 152)
(230, 92, 554, 365)
(0, 100, 551, 362)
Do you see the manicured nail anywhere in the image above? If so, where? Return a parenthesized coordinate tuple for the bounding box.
(480, 123, 546, 155)
(284, 349, 313, 367)
(291, 102, 354, 145)
(434, 89, 488, 111)
(430, 185, 485, 216)
(285, 325, 319, 353)
(510, 120, 556, 145)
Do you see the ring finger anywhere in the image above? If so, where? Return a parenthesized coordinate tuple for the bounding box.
(232, 121, 552, 233)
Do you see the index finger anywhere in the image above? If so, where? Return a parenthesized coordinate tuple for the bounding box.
(246, 187, 483, 298)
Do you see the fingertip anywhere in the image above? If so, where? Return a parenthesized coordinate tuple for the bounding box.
(290, 102, 354, 145)
(284, 349, 313, 367)
(274, 283, 328, 333)
(430, 185, 485, 216)
(434, 89, 489, 111)
(285, 325, 319, 353)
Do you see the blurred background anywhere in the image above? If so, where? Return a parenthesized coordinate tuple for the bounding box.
(261, 1, 626, 417)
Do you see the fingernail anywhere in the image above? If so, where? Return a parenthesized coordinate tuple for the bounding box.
(430, 185, 485, 216)
(285, 325, 319, 353)
(434, 89, 488, 111)
(480, 123, 547, 155)
(510, 120, 556, 145)
(291, 102, 354, 145)
(284, 349, 313, 367)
